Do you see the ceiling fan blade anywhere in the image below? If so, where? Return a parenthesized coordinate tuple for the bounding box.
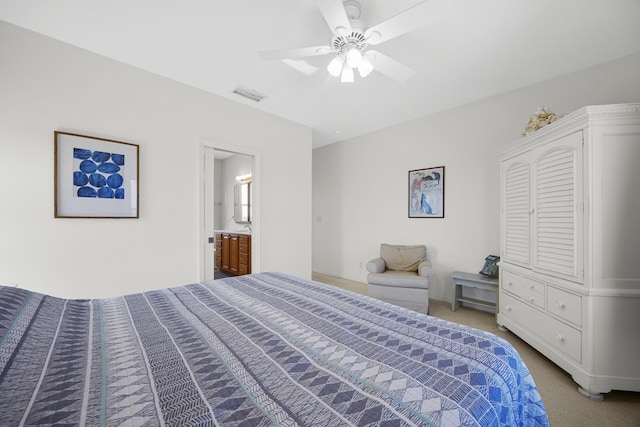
(367, 50, 416, 83)
(317, 0, 352, 36)
(259, 45, 334, 61)
(364, 1, 445, 45)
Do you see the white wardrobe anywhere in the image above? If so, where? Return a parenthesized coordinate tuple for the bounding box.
(497, 103, 640, 399)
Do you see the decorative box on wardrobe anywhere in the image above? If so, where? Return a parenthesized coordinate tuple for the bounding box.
(496, 103, 640, 399)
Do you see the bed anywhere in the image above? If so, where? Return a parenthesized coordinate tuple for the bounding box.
(0, 272, 549, 426)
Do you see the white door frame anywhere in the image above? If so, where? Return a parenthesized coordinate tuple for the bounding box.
(199, 138, 261, 281)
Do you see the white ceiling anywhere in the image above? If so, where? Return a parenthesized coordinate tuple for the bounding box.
(2, 1, 640, 148)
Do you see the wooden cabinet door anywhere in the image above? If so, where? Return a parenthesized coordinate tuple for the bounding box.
(238, 235, 251, 275)
(229, 234, 239, 274)
(218, 233, 250, 276)
(215, 233, 222, 270)
(221, 234, 230, 271)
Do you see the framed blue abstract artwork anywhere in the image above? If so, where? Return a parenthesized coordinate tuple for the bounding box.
(409, 166, 444, 218)
(54, 131, 139, 218)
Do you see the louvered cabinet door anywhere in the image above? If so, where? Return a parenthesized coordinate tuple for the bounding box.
(502, 156, 532, 267)
(532, 131, 584, 282)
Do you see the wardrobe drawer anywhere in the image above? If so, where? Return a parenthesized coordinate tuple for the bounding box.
(501, 293, 581, 363)
(500, 292, 531, 325)
(501, 270, 525, 297)
(547, 286, 582, 326)
(502, 271, 545, 309)
(524, 278, 544, 295)
(523, 278, 544, 309)
(536, 308, 582, 363)
(520, 289, 545, 310)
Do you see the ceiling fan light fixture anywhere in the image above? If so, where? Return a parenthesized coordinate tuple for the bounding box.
(340, 66, 354, 83)
(346, 47, 362, 68)
(357, 57, 374, 78)
(259, 0, 426, 84)
(327, 54, 345, 77)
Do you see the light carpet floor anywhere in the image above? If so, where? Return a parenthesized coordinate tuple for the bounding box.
(312, 272, 640, 427)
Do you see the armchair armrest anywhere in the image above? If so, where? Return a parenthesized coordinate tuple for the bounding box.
(418, 260, 433, 277)
(366, 257, 386, 273)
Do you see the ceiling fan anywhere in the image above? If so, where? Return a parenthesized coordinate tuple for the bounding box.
(259, 0, 441, 83)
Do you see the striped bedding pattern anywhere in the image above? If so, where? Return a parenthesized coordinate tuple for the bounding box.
(0, 272, 549, 426)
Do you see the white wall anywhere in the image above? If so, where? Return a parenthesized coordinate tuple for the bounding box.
(313, 52, 640, 303)
(0, 22, 312, 298)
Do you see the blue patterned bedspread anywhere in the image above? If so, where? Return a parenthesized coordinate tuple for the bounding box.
(0, 272, 549, 426)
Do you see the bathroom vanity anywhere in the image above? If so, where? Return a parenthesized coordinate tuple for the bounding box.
(215, 231, 251, 276)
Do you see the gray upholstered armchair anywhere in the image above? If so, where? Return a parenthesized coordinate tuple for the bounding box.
(366, 244, 432, 314)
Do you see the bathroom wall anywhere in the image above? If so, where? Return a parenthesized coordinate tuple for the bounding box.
(219, 153, 253, 232)
(214, 158, 224, 230)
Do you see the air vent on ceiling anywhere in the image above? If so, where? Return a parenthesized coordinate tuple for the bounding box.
(232, 86, 267, 103)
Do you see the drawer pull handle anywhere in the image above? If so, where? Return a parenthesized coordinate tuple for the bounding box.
(529, 298, 535, 303)
(555, 333, 565, 343)
(506, 305, 512, 312)
(555, 300, 565, 309)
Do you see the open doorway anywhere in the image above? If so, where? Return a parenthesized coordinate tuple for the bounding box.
(200, 141, 259, 281)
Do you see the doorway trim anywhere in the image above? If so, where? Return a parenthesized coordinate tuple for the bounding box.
(199, 138, 261, 281)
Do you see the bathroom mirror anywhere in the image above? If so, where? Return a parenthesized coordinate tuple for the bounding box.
(234, 181, 251, 223)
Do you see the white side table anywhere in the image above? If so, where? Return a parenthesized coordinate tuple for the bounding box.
(451, 271, 498, 312)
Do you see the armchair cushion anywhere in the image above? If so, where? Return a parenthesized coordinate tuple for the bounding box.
(367, 270, 429, 289)
(366, 257, 386, 274)
(418, 260, 433, 277)
(380, 244, 426, 272)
